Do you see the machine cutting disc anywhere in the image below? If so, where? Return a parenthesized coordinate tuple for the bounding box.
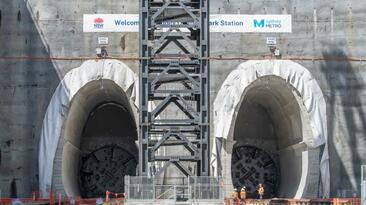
(231, 145, 279, 198)
(79, 145, 137, 198)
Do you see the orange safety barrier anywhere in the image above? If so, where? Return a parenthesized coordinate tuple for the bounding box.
(0, 194, 111, 205)
(0, 198, 12, 204)
(333, 198, 361, 205)
(49, 191, 56, 205)
(105, 190, 126, 202)
(0, 188, 124, 205)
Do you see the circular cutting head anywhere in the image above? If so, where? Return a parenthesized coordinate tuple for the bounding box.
(79, 145, 137, 198)
(231, 145, 279, 198)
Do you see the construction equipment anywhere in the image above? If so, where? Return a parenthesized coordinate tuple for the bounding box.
(139, 0, 210, 177)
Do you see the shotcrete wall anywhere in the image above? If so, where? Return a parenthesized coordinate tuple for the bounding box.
(0, 0, 60, 197)
(0, 0, 366, 198)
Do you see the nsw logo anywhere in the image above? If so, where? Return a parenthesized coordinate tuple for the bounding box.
(94, 18, 104, 29)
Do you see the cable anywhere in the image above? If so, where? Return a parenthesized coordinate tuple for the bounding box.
(0, 55, 366, 62)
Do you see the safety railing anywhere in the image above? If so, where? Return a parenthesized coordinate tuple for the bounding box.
(155, 185, 178, 203)
(124, 176, 224, 203)
(189, 176, 224, 202)
(124, 184, 155, 202)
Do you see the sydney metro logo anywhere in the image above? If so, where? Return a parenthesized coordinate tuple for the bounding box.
(94, 18, 104, 29)
(254, 19, 282, 28)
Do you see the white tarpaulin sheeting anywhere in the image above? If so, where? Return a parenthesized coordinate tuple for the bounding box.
(211, 60, 330, 197)
(38, 60, 138, 197)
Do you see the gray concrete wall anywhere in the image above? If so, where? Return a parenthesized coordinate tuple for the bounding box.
(0, 0, 60, 197)
(0, 0, 365, 197)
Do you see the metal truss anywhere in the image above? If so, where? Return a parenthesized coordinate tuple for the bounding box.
(139, 0, 209, 177)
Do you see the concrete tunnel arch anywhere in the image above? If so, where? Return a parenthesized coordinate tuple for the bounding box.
(212, 60, 329, 198)
(39, 60, 139, 198)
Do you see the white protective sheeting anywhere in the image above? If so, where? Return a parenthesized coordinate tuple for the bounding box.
(211, 60, 330, 197)
(38, 60, 138, 197)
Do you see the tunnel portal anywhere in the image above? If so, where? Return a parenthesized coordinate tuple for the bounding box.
(232, 76, 311, 198)
(56, 80, 138, 198)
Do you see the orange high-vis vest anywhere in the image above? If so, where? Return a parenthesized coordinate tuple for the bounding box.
(258, 187, 264, 195)
(240, 191, 246, 199)
(232, 191, 238, 198)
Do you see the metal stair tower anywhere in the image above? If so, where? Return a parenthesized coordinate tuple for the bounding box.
(139, 0, 210, 177)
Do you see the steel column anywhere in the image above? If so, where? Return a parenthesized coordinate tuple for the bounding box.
(139, 0, 209, 177)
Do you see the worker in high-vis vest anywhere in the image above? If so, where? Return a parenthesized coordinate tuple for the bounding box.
(257, 184, 265, 199)
(240, 186, 247, 204)
(231, 188, 239, 205)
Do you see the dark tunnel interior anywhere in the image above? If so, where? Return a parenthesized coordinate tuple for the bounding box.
(79, 102, 138, 198)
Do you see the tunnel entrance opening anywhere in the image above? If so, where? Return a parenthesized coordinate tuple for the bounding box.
(59, 80, 138, 198)
(79, 102, 137, 198)
(232, 76, 311, 198)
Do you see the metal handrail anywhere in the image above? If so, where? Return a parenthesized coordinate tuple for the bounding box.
(125, 176, 224, 203)
(155, 186, 176, 201)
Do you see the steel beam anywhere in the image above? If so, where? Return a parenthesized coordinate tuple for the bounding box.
(139, 0, 209, 177)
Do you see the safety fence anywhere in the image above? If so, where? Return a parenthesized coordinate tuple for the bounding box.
(0, 197, 113, 205)
(224, 198, 361, 205)
(0, 196, 362, 205)
(0, 191, 125, 205)
(124, 176, 224, 203)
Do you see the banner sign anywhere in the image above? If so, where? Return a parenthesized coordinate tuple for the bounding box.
(83, 14, 292, 33)
(84, 14, 139, 32)
(210, 15, 292, 33)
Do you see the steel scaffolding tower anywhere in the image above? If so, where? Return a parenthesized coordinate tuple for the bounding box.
(139, 0, 209, 177)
